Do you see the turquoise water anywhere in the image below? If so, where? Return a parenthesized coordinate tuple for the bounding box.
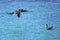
(0, 2, 60, 40)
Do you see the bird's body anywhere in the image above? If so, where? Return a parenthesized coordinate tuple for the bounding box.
(15, 10, 21, 18)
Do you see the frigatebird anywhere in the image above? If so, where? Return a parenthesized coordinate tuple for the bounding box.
(7, 9, 32, 18)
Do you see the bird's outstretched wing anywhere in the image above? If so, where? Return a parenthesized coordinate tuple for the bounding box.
(7, 12, 14, 15)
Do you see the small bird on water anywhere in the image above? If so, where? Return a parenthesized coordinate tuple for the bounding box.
(45, 24, 53, 30)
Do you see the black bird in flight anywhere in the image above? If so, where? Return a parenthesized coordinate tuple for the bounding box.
(7, 9, 32, 18)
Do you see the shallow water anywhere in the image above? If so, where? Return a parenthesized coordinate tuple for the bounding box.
(0, 2, 60, 40)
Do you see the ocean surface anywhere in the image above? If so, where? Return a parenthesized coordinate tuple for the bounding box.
(0, 1, 60, 40)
